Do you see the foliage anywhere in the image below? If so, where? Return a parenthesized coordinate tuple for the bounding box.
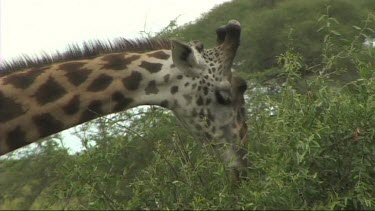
(1, 0, 375, 210)
(162, 0, 375, 84)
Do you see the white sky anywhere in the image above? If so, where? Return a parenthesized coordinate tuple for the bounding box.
(0, 0, 231, 61)
(0, 0, 232, 155)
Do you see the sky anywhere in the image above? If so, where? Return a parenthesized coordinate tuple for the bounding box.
(0, 0, 232, 155)
(0, 0, 231, 60)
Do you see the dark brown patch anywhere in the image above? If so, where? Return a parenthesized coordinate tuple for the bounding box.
(196, 96, 204, 106)
(101, 53, 140, 70)
(177, 75, 183, 80)
(87, 74, 113, 92)
(111, 91, 133, 112)
(203, 87, 209, 95)
(80, 100, 103, 122)
(33, 113, 64, 137)
(170, 86, 178, 94)
(170, 64, 176, 68)
(6, 126, 28, 151)
(60, 62, 92, 86)
(65, 69, 92, 86)
(164, 74, 170, 83)
(123, 71, 142, 91)
(160, 100, 169, 108)
(183, 94, 192, 104)
(124, 54, 141, 63)
(2, 67, 46, 89)
(140, 61, 162, 73)
(63, 95, 80, 115)
(34, 77, 67, 105)
(148, 51, 170, 60)
(145, 80, 159, 95)
(184, 82, 190, 87)
(0, 92, 25, 122)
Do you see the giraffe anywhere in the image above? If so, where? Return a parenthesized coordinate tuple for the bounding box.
(0, 20, 248, 180)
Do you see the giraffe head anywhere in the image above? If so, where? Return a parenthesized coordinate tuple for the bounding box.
(169, 20, 248, 179)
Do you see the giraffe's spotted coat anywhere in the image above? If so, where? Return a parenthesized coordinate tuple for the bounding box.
(60, 62, 92, 86)
(170, 86, 178, 94)
(80, 100, 103, 122)
(63, 95, 80, 115)
(122, 71, 142, 91)
(145, 80, 159, 95)
(140, 61, 162, 73)
(0, 92, 25, 122)
(101, 53, 140, 71)
(163, 74, 170, 83)
(6, 126, 28, 151)
(111, 91, 133, 112)
(87, 74, 113, 92)
(148, 50, 170, 60)
(34, 77, 67, 105)
(33, 113, 64, 137)
(3, 67, 46, 89)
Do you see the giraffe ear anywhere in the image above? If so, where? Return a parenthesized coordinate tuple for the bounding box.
(171, 40, 200, 76)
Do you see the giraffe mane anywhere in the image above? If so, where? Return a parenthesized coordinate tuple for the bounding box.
(0, 37, 172, 76)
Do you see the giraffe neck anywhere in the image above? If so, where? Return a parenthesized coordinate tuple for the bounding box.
(0, 50, 181, 154)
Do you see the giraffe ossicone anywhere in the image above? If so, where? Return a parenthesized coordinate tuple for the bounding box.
(0, 20, 248, 180)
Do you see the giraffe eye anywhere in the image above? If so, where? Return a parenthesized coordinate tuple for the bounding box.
(215, 89, 232, 105)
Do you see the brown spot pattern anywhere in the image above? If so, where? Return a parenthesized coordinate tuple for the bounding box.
(6, 126, 28, 151)
(80, 100, 103, 122)
(101, 53, 140, 70)
(163, 74, 170, 83)
(123, 71, 142, 91)
(183, 94, 192, 104)
(196, 96, 204, 106)
(160, 100, 169, 108)
(140, 61, 162, 73)
(111, 91, 133, 112)
(63, 95, 80, 115)
(34, 77, 67, 105)
(59, 62, 93, 86)
(148, 51, 170, 60)
(33, 113, 64, 137)
(145, 80, 159, 95)
(2, 67, 46, 89)
(170, 86, 178, 94)
(87, 74, 113, 92)
(0, 92, 25, 122)
(65, 68, 92, 86)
